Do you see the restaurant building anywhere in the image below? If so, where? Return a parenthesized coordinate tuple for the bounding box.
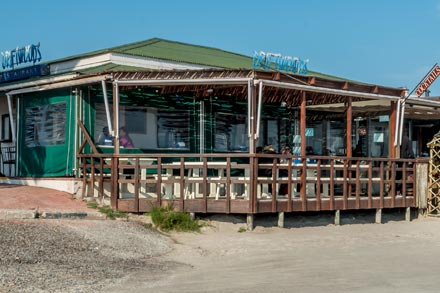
(0, 38, 438, 222)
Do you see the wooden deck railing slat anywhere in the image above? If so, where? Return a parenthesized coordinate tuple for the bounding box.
(77, 152, 422, 214)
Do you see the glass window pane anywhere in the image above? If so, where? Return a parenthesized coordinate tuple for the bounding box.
(25, 102, 66, 147)
(327, 121, 345, 155)
(157, 109, 190, 149)
(215, 113, 248, 152)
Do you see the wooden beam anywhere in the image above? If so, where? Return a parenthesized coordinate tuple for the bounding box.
(300, 91, 307, 211)
(390, 101, 397, 158)
(346, 98, 352, 157)
(300, 91, 306, 157)
(77, 120, 99, 154)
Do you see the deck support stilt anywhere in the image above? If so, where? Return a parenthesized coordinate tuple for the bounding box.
(278, 212, 285, 228)
(334, 210, 340, 226)
(418, 208, 426, 218)
(405, 207, 411, 222)
(247, 214, 254, 231)
(375, 208, 382, 224)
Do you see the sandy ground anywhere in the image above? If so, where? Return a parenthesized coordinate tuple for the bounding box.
(105, 212, 440, 293)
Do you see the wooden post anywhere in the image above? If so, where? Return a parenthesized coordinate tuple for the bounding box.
(251, 84, 258, 214)
(416, 161, 428, 211)
(300, 91, 306, 157)
(111, 82, 120, 209)
(405, 207, 411, 222)
(247, 214, 254, 230)
(346, 97, 352, 157)
(335, 210, 341, 226)
(390, 101, 397, 159)
(375, 208, 382, 224)
(278, 212, 285, 228)
(300, 91, 307, 211)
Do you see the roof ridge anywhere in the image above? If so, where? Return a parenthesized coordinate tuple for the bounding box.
(109, 38, 162, 52)
(108, 37, 252, 62)
(149, 38, 251, 59)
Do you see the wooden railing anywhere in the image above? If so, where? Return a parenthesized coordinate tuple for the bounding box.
(77, 151, 427, 214)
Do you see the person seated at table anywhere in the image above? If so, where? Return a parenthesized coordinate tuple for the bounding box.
(280, 145, 292, 163)
(119, 127, 134, 148)
(305, 146, 317, 164)
(98, 126, 113, 146)
(260, 144, 276, 174)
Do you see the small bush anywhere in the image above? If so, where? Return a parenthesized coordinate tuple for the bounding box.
(149, 206, 201, 232)
(86, 202, 99, 209)
(98, 206, 128, 220)
(238, 226, 247, 233)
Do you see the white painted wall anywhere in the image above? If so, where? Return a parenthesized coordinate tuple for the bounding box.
(50, 52, 214, 75)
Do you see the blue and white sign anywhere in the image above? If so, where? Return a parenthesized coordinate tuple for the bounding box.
(0, 64, 49, 83)
(253, 51, 309, 75)
(1, 42, 42, 70)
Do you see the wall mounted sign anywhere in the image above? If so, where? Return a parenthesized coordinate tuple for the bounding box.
(253, 51, 309, 75)
(1, 42, 42, 70)
(0, 64, 49, 83)
(415, 64, 440, 96)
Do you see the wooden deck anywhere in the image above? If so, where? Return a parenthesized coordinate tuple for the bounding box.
(78, 153, 427, 214)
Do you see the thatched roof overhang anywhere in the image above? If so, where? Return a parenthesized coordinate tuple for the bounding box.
(110, 69, 405, 108)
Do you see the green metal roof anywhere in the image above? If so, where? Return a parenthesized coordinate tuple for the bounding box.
(53, 38, 349, 81)
(0, 38, 385, 88)
(52, 38, 253, 69)
(77, 63, 148, 74)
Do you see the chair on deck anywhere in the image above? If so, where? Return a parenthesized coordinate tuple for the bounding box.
(1, 145, 16, 177)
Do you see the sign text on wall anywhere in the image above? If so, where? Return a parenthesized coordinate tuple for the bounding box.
(1, 42, 42, 70)
(253, 51, 309, 75)
(0, 64, 49, 83)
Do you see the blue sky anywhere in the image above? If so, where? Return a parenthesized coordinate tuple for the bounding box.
(3, 0, 440, 95)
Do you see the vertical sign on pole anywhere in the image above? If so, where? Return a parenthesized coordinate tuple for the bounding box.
(395, 63, 439, 147)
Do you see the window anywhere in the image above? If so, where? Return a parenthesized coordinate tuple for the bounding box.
(125, 107, 147, 134)
(25, 102, 66, 147)
(327, 121, 345, 156)
(157, 109, 190, 149)
(215, 113, 248, 152)
(1, 114, 11, 141)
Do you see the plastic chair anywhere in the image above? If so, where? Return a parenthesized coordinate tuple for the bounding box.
(1, 146, 16, 177)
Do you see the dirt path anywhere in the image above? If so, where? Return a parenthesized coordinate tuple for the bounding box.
(106, 215, 440, 293)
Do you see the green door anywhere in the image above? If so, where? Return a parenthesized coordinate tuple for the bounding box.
(18, 90, 75, 177)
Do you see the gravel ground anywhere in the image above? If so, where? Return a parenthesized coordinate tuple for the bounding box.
(0, 219, 178, 293)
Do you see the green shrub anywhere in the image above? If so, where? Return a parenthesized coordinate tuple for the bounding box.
(238, 226, 247, 233)
(98, 206, 128, 220)
(86, 201, 99, 209)
(149, 206, 201, 232)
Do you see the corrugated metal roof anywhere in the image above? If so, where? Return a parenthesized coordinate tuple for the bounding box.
(51, 38, 252, 69)
(78, 63, 147, 74)
(0, 38, 398, 89)
(52, 38, 348, 81)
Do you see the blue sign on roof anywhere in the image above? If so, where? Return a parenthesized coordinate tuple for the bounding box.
(1, 42, 42, 70)
(0, 64, 49, 83)
(253, 51, 309, 75)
